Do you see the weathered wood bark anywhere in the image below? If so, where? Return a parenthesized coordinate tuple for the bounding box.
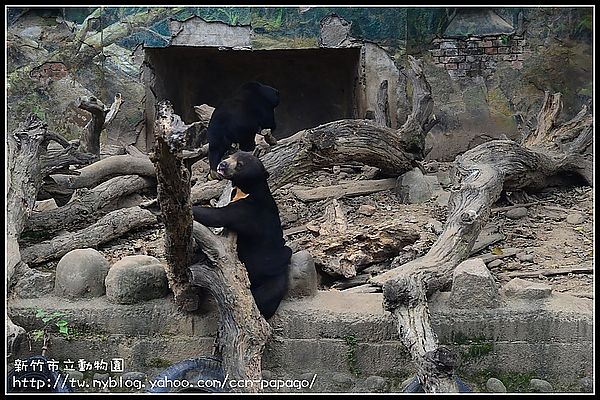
(262, 56, 436, 191)
(291, 178, 397, 202)
(189, 222, 271, 393)
(150, 100, 198, 312)
(375, 80, 391, 127)
(51, 154, 156, 189)
(370, 91, 592, 392)
(25, 175, 155, 233)
(21, 206, 157, 266)
(77, 94, 122, 157)
(6, 115, 76, 354)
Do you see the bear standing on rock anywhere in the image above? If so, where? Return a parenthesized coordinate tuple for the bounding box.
(192, 151, 292, 319)
(207, 81, 280, 179)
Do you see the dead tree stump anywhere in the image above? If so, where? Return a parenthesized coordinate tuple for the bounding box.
(371, 91, 592, 392)
(150, 100, 199, 312)
(77, 93, 122, 158)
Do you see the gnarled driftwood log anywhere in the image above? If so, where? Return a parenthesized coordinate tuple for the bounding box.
(370, 91, 592, 392)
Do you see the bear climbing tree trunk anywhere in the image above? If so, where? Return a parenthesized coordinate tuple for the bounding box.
(151, 101, 270, 392)
(370, 92, 592, 392)
(150, 100, 200, 312)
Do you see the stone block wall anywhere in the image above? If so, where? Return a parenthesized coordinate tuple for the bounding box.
(431, 35, 525, 79)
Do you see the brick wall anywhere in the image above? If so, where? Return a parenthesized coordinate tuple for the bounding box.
(431, 35, 525, 79)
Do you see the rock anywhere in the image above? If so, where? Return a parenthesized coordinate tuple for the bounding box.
(505, 207, 528, 219)
(436, 170, 451, 187)
(332, 165, 341, 174)
(399, 376, 415, 391)
(395, 168, 433, 204)
(33, 198, 58, 213)
(566, 213, 585, 225)
(331, 372, 354, 390)
(262, 370, 274, 380)
(450, 258, 499, 308)
(426, 219, 444, 235)
(424, 161, 439, 173)
(286, 251, 318, 299)
(12, 267, 54, 299)
(358, 204, 377, 216)
(364, 375, 386, 392)
(105, 255, 168, 304)
(94, 373, 109, 382)
(579, 377, 593, 393)
(123, 372, 146, 382)
(64, 370, 84, 381)
(487, 259, 503, 268)
(516, 252, 534, 262)
(529, 378, 553, 392)
(502, 278, 552, 300)
(435, 190, 450, 207)
(486, 377, 507, 393)
(55, 248, 110, 299)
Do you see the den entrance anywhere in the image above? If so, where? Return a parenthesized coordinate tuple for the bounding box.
(145, 46, 361, 140)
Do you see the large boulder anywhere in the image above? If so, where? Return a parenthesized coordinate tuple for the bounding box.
(286, 251, 318, 299)
(450, 258, 500, 309)
(105, 255, 168, 304)
(54, 248, 110, 299)
(395, 168, 434, 204)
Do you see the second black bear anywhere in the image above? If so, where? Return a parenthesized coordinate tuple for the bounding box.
(207, 81, 280, 178)
(192, 151, 291, 319)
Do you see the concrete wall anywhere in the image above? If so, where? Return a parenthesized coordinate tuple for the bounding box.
(9, 291, 593, 392)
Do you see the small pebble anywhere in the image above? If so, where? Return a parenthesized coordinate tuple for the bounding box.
(506, 207, 528, 219)
(566, 213, 585, 225)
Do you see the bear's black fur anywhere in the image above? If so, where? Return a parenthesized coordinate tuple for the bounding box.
(192, 151, 291, 319)
(207, 81, 280, 177)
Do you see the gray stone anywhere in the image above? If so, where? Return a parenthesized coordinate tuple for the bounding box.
(435, 170, 451, 187)
(358, 204, 377, 216)
(123, 372, 146, 382)
(398, 376, 415, 392)
(364, 375, 386, 392)
(516, 252, 534, 262)
(33, 198, 58, 212)
(12, 267, 54, 299)
(94, 373, 110, 382)
(64, 370, 84, 381)
(105, 255, 168, 305)
(286, 251, 318, 299)
(502, 278, 552, 299)
(395, 168, 433, 204)
(566, 213, 585, 225)
(55, 248, 110, 299)
(450, 258, 499, 308)
(488, 259, 503, 268)
(505, 207, 528, 219)
(426, 219, 444, 235)
(319, 14, 352, 47)
(579, 377, 593, 393)
(486, 377, 507, 393)
(331, 372, 354, 390)
(262, 370, 274, 380)
(529, 378, 553, 392)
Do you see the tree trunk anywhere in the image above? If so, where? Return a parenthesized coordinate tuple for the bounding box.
(370, 92, 592, 392)
(150, 100, 199, 312)
(375, 79, 391, 128)
(21, 206, 157, 266)
(25, 175, 155, 233)
(77, 94, 122, 158)
(6, 115, 63, 354)
(262, 56, 436, 191)
(189, 223, 271, 393)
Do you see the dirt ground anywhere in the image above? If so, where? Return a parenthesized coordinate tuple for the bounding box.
(88, 160, 593, 298)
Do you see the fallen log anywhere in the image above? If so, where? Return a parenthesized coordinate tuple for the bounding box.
(370, 91, 592, 392)
(21, 206, 157, 266)
(25, 175, 155, 233)
(189, 222, 271, 393)
(150, 100, 198, 312)
(503, 266, 593, 279)
(51, 154, 156, 189)
(291, 178, 397, 202)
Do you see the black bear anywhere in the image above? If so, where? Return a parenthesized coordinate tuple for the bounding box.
(207, 81, 280, 179)
(192, 151, 292, 319)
